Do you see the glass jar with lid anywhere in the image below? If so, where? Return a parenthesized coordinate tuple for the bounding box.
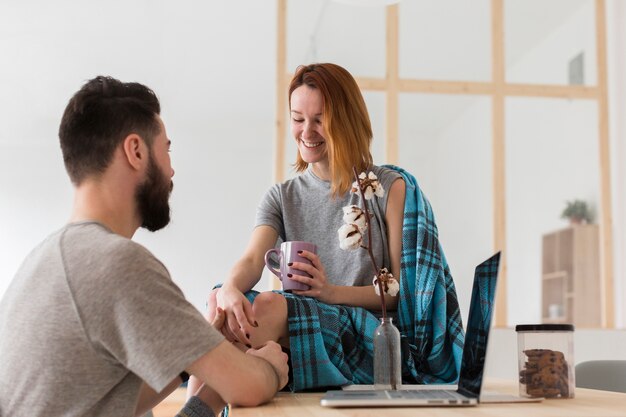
(516, 324, 575, 399)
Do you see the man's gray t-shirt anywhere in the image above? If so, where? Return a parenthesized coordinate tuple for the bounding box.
(256, 165, 402, 287)
(0, 222, 224, 417)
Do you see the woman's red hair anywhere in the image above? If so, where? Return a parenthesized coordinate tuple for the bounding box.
(289, 63, 373, 196)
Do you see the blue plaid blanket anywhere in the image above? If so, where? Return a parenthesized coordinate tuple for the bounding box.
(254, 165, 465, 391)
(387, 165, 464, 383)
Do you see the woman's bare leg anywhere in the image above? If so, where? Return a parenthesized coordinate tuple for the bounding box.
(187, 290, 289, 400)
(249, 292, 289, 349)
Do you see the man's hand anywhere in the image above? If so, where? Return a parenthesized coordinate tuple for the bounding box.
(210, 306, 226, 330)
(207, 305, 239, 343)
(246, 341, 289, 391)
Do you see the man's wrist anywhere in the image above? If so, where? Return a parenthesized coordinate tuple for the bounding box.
(176, 396, 215, 417)
(261, 356, 283, 393)
(271, 364, 282, 393)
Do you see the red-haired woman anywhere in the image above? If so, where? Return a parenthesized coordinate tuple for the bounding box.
(190, 63, 462, 394)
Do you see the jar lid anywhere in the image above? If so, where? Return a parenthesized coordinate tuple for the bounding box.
(515, 324, 575, 332)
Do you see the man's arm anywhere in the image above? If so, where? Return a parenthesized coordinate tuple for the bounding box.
(135, 377, 184, 417)
(137, 380, 223, 417)
(135, 340, 287, 416)
(188, 339, 288, 407)
(192, 304, 288, 407)
(135, 306, 287, 415)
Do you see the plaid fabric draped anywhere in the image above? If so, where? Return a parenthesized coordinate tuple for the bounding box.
(386, 164, 464, 384)
(244, 166, 465, 391)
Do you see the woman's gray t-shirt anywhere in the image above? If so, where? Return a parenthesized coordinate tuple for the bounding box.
(256, 165, 402, 287)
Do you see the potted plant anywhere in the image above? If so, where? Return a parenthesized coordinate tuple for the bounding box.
(561, 199, 593, 225)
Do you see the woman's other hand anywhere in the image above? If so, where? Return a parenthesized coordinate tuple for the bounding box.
(212, 286, 256, 347)
(289, 250, 336, 304)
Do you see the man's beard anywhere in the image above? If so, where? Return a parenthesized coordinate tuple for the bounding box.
(136, 154, 173, 232)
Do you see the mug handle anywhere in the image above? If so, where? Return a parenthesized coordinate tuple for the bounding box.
(264, 248, 282, 280)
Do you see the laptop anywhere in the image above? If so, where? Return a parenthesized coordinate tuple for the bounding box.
(321, 252, 541, 407)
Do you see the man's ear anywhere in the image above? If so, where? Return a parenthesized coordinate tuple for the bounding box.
(122, 134, 147, 171)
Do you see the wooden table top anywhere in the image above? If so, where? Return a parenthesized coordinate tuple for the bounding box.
(229, 379, 626, 417)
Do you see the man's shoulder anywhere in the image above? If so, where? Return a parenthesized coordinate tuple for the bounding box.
(62, 221, 132, 250)
(60, 222, 162, 271)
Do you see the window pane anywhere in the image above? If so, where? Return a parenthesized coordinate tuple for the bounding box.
(287, 0, 386, 78)
(363, 91, 386, 165)
(398, 93, 493, 324)
(399, 0, 491, 81)
(506, 97, 600, 326)
(505, 0, 597, 85)
(283, 118, 298, 181)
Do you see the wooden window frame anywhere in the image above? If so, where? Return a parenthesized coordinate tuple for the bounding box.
(274, 0, 614, 327)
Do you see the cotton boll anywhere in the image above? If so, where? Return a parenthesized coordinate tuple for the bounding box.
(338, 223, 362, 250)
(363, 186, 374, 200)
(373, 268, 399, 296)
(373, 275, 382, 296)
(386, 278, 400, 296)
(342, 205, 367, 231)
(342, 204, 361, 219)
(351, 180, 360, 194)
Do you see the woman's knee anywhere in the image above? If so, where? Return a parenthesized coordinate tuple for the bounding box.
(252, 291, 287, 318)
(250, 292, 288, 346)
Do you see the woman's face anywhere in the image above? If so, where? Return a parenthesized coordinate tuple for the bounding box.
(290, 85, 327, 165)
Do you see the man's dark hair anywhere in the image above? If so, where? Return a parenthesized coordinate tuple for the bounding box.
(59, 76, 161, 185)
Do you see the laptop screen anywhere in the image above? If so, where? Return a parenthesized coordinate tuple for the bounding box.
(456, 252, 501, 398)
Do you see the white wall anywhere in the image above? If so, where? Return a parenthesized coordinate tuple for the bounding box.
(0, 0, 277, 310)
(506, 0, 597, 85)
(506, 98, 600, 325)
(398, 94, 494, 326)
(0, 1, 624, 331)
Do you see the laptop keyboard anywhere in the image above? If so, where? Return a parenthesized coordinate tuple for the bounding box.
(387, 390, 468, 400)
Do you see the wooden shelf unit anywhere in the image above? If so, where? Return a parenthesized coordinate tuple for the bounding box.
(541, 225, 601, 327)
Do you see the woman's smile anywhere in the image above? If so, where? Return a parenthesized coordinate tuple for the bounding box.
(301, 139, 325, 149)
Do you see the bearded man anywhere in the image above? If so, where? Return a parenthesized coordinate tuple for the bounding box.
(0, 76, 288, 417)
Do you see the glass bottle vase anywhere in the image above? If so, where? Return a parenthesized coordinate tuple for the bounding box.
(373, 317, 402, 390)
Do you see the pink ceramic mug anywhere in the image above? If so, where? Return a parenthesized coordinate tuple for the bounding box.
(264, 241, 317, 292)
